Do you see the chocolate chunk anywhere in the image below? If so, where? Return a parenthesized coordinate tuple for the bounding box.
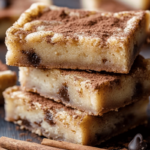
(44, 111, 55, 125)
(102, 59, 107, 64)
(58, 83, 70, 102)
(22, 49, 41, 66)
(22, 119, 31, 127)
(128, 134, 147, 150)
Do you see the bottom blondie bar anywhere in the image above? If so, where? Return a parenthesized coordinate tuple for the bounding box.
(4, 86, 148, 145)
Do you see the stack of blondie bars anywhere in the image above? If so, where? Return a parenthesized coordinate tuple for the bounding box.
(3, 3, 150, 145)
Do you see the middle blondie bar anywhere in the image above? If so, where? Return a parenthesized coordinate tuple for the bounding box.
(20, 55, 150, 115)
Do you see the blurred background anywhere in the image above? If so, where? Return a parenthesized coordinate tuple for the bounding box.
(0, 0, 150, 146)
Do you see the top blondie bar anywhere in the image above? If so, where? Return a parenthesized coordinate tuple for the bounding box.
(6, 3, 150, 73)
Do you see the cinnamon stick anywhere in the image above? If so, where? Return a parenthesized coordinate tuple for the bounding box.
(41, 138, 107, 150)
(0, 137, 64, 150)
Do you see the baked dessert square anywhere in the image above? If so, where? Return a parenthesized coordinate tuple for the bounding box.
(5, 3, 150, 73)
(81, 0, 150, 11)
(0, 61, 17, 104)
(4, 86, 148, 145)
(19, 55, 150, 115)
(0, 0, 52, 40)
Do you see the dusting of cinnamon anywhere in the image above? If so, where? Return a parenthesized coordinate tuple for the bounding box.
(36, 9, 135, 45)
(32, 8, 146, 46)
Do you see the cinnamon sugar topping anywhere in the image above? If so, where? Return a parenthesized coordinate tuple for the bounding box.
(35, 9, 144, 44)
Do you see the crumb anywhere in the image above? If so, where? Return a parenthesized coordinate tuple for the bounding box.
(19, 133, 26, 137)
(26, 139, 32, 142)
(16, 126, 20, 130)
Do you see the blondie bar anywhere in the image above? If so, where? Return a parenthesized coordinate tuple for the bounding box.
(20, 55, 150, 115)
(0, 61, 16, 104)
(6, 3, 150, 73)
(4, 86, 148, 145)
